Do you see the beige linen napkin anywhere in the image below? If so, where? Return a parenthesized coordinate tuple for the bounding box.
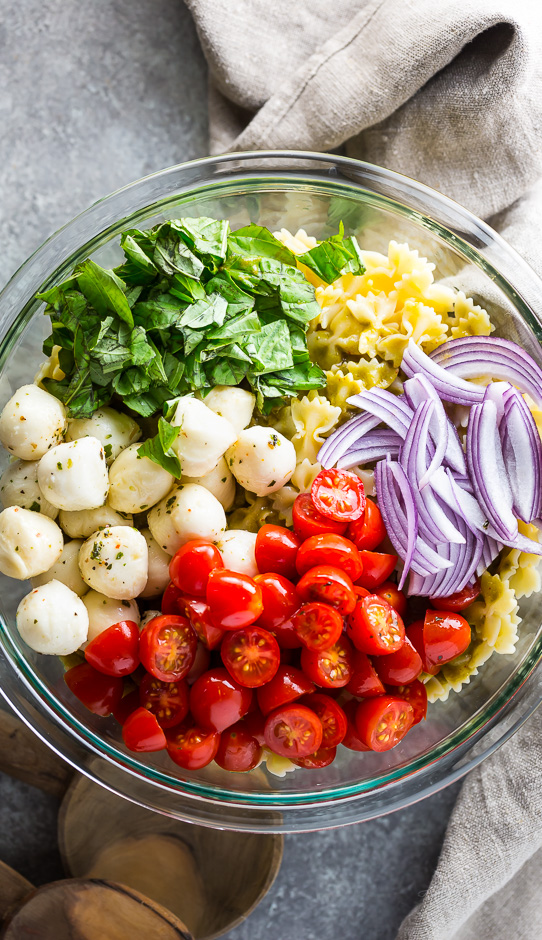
(185, 1, 542, 936)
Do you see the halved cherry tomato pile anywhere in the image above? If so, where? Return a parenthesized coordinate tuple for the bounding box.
(63, 470, 478, 773)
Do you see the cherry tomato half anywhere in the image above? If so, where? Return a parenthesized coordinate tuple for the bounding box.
(297, 565, 356, 616)
(292, 602, 343, 652)
(311, 469, 365, 522)
(139, 673, 189, 729)
(355, 695, 414, 751)
(264, 703, 323, 758)
(255, 524, 301, 580)
(406, 620, 439, 675)
(215, 722, 262, 772)
(84, 620, 140, 677)
(206, 569, 263, 630)
(190, 668, 253, 732)
(423, 609, 472, 668)
(112, 688, 141, 725)
(293, 746, 337, 768)
(186, 642, 211, 685)
(341, 699, 371, 751)
(375, 581, 407, 618)
(300, 635, 354, 689)
(355, 551, 397, 590)
(139, 614, 197, 683)
(184, 597, 225, 650)
(122, 707, 167, 752)
(221, 626, 280, 688)
(161, 581, 186, 615)
(169, 539, 224, 597)
(431, 579, 481, 612)
(64, 662, 123, 717)
(166, 721, 221, 770)
(346, 650, 385, 698)
(302, 693, 347, 747)
(392, 679, 428, 725)
(346, 497, 386, 551)
(373, 636, 422, 686)
(256, 665, 314, 715)
(346, 594, 405, 656)
(296, 533, 363, 582)
(242, 709, 266, 745)
(292, 492, 348, 540)
(254, 573, 300, 632)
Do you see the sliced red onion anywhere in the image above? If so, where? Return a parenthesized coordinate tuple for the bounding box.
(476, 536, 503, 576)
(337, 430, 403, 469)
(346, 389, 413, 437)
(430, 467, 489, 537)
(466, 400, 517, 541)
(318, 412, 381, 468)
(403, 374, 465, 476)
(387, 459, 418, 589)
(482, 381, 514, 423)
(402, 339, 485, 405)
(500, 389, 542, 522)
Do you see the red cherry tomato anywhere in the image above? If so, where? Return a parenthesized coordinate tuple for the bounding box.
(264, 703, 323, 758)
(355, 695, 414, 751)
(242, 709, 266, 745)
(301, 693, 347, 747)
(112, 688, 140, 725)
(64, 662, 123, 717)
(373, 636, 422, 686)
(221, 626, 280, 688)
(169, 539, 223, 597)
(84, 620, 140, 677)
(166, 721, 221, 770)
(346, 594, 405, 656)
(184, 597, 225, 650)
(392, 679, 428, 725)
(270, 616, 303, 650)
(186, 642, 211, 685)
(255, 524, 301, 580)
(296, 565, 356, 616)
(355, 551, 397, 590)
(311, 469, 365, 522)
(139, 614, 197, 683)
(161, 581, 186, 615)
(206, 569, 263, 630)
(215, 722, 262, 772)
(254, 573, 300, 631)
(300, 635, 354, 689)
(346, 497, 386, 551)
(431, 579, 481, 612)
(375, 581, 407, 617)
(346, 650, 385, 698)
(256, 665, 315, 715)
(122, 707, 167, 752)
(139, 673, 189, 729)
(292, 492, 348, 540)
(406, 620, 439, 675)
(295, 533, 363, 582)
(423, 609, 472, 668)
(292, 602, 343, 652)
(293, 746, 337, 768)
(341, 699, 371, 751)
(189, 668, 253, 732)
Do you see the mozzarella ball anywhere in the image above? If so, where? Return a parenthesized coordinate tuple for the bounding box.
(226, 426, 296, 496)
(108, 444, 174, 513)
(79, 526, 148, 600)
(16, 581, 89, 654)
(170, 397, 237, 477)
(0, 384, 67, 460)
(182, 456, 236, 511)
(216, 530, 258, 577)
(139, 528, 171, 598)
(140, 609, 161, 629)
(148, 484, 226, 555)
(38, 437, 109, 511)
(202, 386, 255, 434)
(59, 505, 133, 539)
(0, 506, 63, 579)
(83, 590, 140, 644)
(0, 459, 58, 518)
(67, 406, 141, 465)
(32, 539, 87, 596)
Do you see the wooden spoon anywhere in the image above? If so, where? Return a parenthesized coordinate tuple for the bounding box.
(0, 861, 32, 923)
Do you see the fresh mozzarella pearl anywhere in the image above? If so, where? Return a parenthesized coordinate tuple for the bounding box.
(66, 406, 141, 465)
(16, 581, 89, 654)
(226, 426, 296, 496)
(0, 507, 63, 579)
(182, 456, 236, 511)
(215, 530, 258, 577)
(32, 539, 87, 596)
(202, 386, 255, 434)
(79, 526, 148, 600)
(108, 443, 174, 513)
(82, 590, 140, 644)
(0, 459, 59, 518)
(140, 609, 161, 629)
(58, 505, 133, 539)
(170, 397, 237, 477)
(38, 437, 108, 511)
(139, 528, 171, 598)
(148, 484, 226, 555)
(0, 384, 67, 460)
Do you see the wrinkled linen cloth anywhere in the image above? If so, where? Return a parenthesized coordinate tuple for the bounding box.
(184, 1, 542, 937)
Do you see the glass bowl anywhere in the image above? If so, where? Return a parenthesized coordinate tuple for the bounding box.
(0, 152, 541, 833)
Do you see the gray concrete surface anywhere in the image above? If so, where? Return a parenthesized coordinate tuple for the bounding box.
(0, 2, 460, 937)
